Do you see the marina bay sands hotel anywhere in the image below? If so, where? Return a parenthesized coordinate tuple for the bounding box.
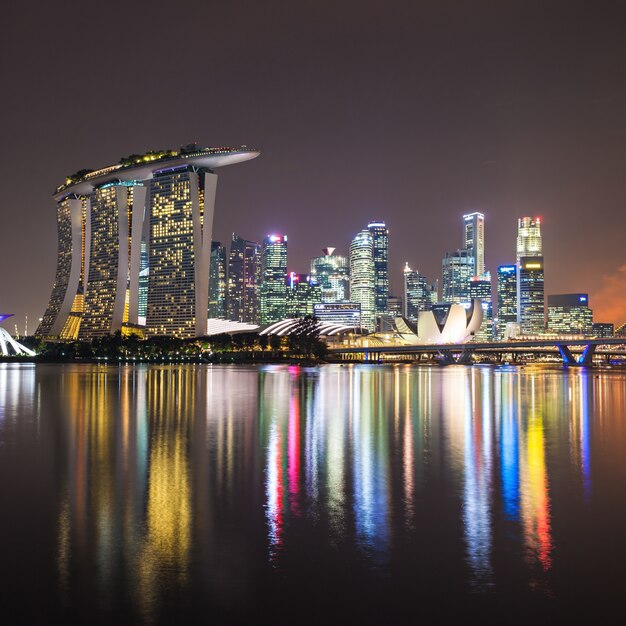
(36, 145, 259, 340)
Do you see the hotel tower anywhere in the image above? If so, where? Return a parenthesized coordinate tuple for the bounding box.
(37, 145, 259, 339)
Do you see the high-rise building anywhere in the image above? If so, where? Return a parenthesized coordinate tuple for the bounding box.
(616, 322, 626, 338)
(516, 217, 544, 334)
(516, 216, 542, 261)
(403, 263, 437, 322)
(463, 212, 485, 276)
(310, 247, 349, 302)
(387, 295, 403, 317)
(286, 273, 321, 318)
(349, 229, 376, 332)
(442, 249, 474, 304)
(138, 239, 148, 323)
(209, 241, 227, 319)
(469, 273, 493, 341)
(496, 265, 517, 340)
(592, 322, 614, 338)
(227, 233, 261, 324)
(260, 234, 288, 324)
(518, 256, 545, 335)
(367, 221, 389, 316)
(547, 294, 593, 335)
(37, 145, 259, 339)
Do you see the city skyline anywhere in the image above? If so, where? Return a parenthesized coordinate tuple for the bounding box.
(1, 1, 626, 327)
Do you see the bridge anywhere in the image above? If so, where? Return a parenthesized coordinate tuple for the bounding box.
(330, 337, 626, 366)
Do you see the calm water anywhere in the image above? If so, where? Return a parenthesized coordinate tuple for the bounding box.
(1, 363, 626, 625)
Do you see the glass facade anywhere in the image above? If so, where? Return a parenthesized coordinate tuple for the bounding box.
(403, 263, 437, 322)
(463, 212, 485, 276)
(310, 247, 349, 302)
(138, 239, 148, 322)
(469, 273, 493, 341)
(367, 222, 389, 316)
(547, 294, 593, 335)
(497, 265, 517, 340)
(313, 302, 361, 326)
(209, 241, 227, 319)
(442, 249, 474, 304)
(146, 167, 212, 338)
(516, 217, 542, 262)
(349, 229, 375, 332)
(227, 233, 261, 323)
(260, 235, 288, 324)
(518, 256, 545, 335)
(286, 273, 321, 318)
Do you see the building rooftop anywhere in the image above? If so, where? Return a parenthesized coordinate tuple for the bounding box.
(54, 144, 260, 200)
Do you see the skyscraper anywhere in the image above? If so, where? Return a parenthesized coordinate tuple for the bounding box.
(260, 234, 288, 324)
(209, 241, 227, 319)
(516, 216, 542, 261)
(496, 264, 517, 340)
(227, 233, 261, 323)
(368, 221, 389, 317)
(442, 249, 474, 304)
(463, 212, 485, 276)
(518, 256, 545, 335)
(138, 239, 149, 323)
(547, 294, 593, 335)
(349, 229, 375, 332)
(286, 273, 321, 318)
(516, 217, 544, 334)
(403, 263, 437, 322)
(469, 273, 493, 341)
(310, 247, 349, 302)
(37, 145, 259, 339)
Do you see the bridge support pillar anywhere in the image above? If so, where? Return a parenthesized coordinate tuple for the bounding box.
(556, 344, 577, 365)
(578, 343, 597, 365)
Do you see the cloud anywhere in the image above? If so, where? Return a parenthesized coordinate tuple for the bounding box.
(590, 264, 626, 326)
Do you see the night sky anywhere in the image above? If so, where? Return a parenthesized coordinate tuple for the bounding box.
(2, 0, 626, 329)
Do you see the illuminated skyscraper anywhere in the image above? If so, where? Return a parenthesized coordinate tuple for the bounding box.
(367, 221, 389, 316)
(403, 263, 437, 322)
(516, 216, 542, 261)
(227, 233, 261, 323)
(349, 229, 375, 331)
(496, 265, 517, 340)
(310, 247, 349, 302)
(442, 249, 474, 304)
(209, 241, 227, 319)
(518, 256, 545, 334)
(469, 273, 493, 341)
(286, 273, 321, 317)
(516, 217, 544, 334)
(79, 182, 146, 339)
(463, 212, 485, 276)
(37, 145, 259, 339)
(547, 294, 593, 335)
(138, 240, 148, 323)
(260, 234, 288, 324)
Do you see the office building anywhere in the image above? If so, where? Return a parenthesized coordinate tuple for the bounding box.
(516, 216, 542, 261)
(209, 241, 227, 319)
(286, 273, 321, 318)
(310, 247, 349, 302)
(516, 217, 544, 334)
(387, 295, 403, 317)
(614, 322, 626, 338)
(442, 249, 474, 304)
(260, 234, 288, 324)
(37, 145, 259, 339)
(368, 221, 389, 316)
(518, 256, 545, 334)
(349, 229, 376, 332)
(403, 263, 437, 322)
(496, 265, 517, 340)
(313, 302, 362, 327)
(463, 212, 485, 276)
(227, 233, 261, 324)
(547, 294, 593, 335)
(469, 273, 493, 341)
(592, 322, 614, 338)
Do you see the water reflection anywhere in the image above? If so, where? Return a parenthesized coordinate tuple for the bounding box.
(1, 363, 625, 623)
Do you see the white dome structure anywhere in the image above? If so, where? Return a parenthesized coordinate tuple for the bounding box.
(395, 299, 483, 345)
